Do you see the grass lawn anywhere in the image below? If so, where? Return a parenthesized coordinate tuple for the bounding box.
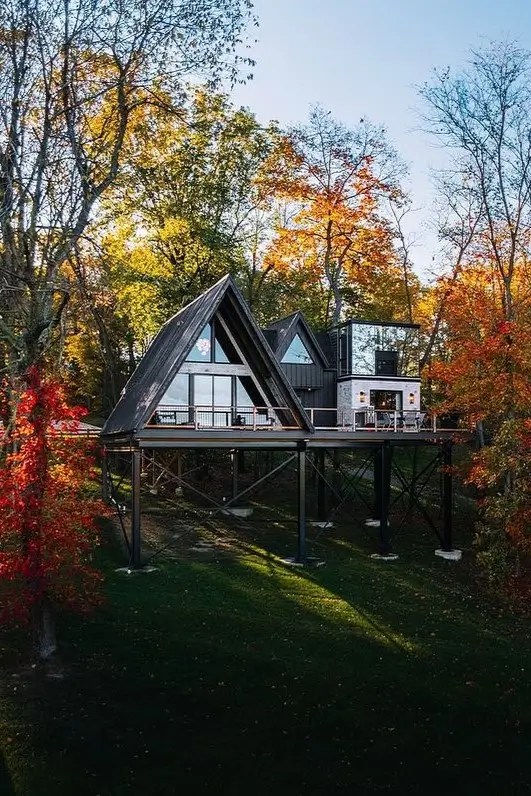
(1, 508, 531, 795)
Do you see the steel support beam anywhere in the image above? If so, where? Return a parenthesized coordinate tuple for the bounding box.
(131, 449, 142, 569)
(316, 448, 327, 521)
(296, 444, 307, 562)
(442, 441, 453, 551)
(102, 451, 110, 502)
(231, 449, 239, 504)
(378, 441, 392, 555)
(373, 447, 382, 520)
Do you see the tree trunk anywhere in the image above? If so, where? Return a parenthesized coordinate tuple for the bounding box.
(475, 419, 486, 449)
(32, 596, 57, 661)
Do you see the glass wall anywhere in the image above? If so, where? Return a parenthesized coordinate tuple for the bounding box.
(349, 323, 419, 377)
(157, 372, 268, 427)
(281, 334, 313, 364)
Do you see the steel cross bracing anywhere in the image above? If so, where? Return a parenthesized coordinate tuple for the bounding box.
(389, 446, 447, 545)
(102, 436, 456, 568)
(107, 448, 302, 567)
(305, 451, 382, 551)
(103, 450, 133, 557)
(307, 450, 375, 528)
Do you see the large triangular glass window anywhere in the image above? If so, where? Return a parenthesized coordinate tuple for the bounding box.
(186, 323, 212, 362)
(281, 334, 313, 365)
(185, 320, 239, 363)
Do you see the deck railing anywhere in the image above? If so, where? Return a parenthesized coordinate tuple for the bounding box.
(307, 408, 433, 432)
(152, 405, 300, 430)
(151, 405, 440, 432)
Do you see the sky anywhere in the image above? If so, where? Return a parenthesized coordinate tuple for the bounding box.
(231, 0, 531, 277)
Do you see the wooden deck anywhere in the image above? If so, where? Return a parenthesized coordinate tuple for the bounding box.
(102, 425, 466, 451)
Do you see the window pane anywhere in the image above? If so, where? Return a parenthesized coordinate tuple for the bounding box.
(214, 339, 229, 363)
(214, 321, 241, 364)
(160, 372, 189, 405)
(213, 376, 232, 406)
(194, 375, 213, 406)
(370, 390, 402, 410)
(351, 325, 374, 375)
(236, 378, 254, 407)
(155, 373, 189, 424)
(281, 334, 313, 364)
(186, 323, 212, 362)
(351, 323, 419, 376)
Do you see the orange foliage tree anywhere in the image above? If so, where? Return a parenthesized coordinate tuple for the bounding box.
(428, 252, 531, 589)
(421, 43, 531, 592)
(429, 257, 531, 427)
(261, 107, 415, 327)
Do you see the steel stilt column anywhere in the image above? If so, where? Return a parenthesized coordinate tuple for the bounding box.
(296, 443, 307, 562)
(131, 449, 142, 569)
(317, 448, 327, 521)
(373, 447, 382, 520)
(379, 441, 392, 555)
(443, 441, 453, 551)
(231, 449, 239, 505)
(102, 450, 110, 502)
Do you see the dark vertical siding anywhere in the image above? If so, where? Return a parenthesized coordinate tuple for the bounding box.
(328, 329, 339, 370)
(280, 362, 324, 389)
(294, 369, 337, 426)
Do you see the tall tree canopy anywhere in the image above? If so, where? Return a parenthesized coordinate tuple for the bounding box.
(261, 106, 416, 327)
(65, 87, 281, 409)
(421, 42, 531, 588)
(0, 0, 255, 379)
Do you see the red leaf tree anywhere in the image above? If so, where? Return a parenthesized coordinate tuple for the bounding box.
(0, 368, 107, 659)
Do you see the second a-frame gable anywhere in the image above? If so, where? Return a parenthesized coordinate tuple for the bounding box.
(102, 276, 313, 436)
(266, 312, 330, 390)
(267, 312, 330, 369)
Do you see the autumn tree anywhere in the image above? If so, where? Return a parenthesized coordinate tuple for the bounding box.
(261, 107, 415, 328)
(421, 42, 531, 589)
(0, 0, 255, 375)
(420, 42, 531, 381)
(0, 373, 107, 658)
(105, 88, 279, 305)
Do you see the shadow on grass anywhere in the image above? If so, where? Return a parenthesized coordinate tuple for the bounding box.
(2, 524, 531, 795)
(2, 557, 406, 795)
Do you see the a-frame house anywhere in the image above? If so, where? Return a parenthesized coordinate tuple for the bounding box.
(102, 275, 313, 443)
(101, 275, 458, 568)
(102, 275, 316, 568)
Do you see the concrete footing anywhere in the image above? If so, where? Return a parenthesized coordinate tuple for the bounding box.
(114, 566, 158, 574)
(221, 506, 254, 518)
(365, 519, 385, 528)
(281, 556, 325, 568)
(435, 549, 462, 561)
(370, 553, 399, 561)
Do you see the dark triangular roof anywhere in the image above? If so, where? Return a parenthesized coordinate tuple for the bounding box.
(102, 276, 313, 437)
(266, 312, 330, 368)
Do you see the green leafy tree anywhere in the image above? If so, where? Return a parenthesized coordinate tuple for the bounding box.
(0, 0, 256, 658)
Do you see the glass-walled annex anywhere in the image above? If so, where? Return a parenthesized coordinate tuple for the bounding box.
(336, 321, 420, 378)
